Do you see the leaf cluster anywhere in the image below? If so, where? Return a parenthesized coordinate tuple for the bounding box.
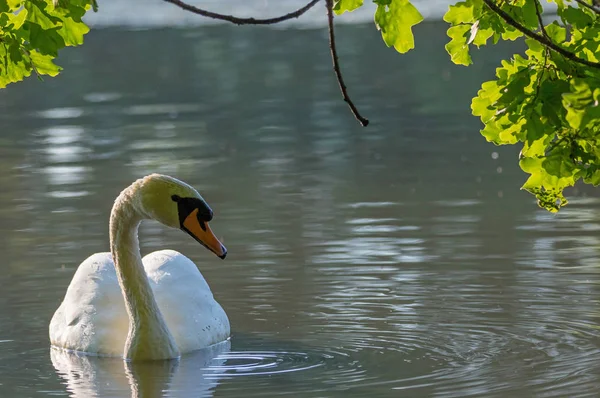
(0, 0, 93, 88)
(444, 0, 600, 212)
(336, 0, 600, 212)
(334, 0, 423, 53)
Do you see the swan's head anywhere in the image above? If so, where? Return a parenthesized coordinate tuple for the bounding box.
(136, 174, 227, 259)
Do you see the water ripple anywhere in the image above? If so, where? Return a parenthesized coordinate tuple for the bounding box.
(210, 351, 326, 376)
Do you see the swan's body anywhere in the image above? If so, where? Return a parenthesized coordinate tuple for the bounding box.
(50, 174, 230, 360)
(50, 250, 229, 357)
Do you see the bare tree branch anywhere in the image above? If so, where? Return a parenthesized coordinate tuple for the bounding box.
(574, 0, 600, 16)
(163, 0, 321, 25)
(483, 0, 600, 69)
(326, 0, 369, 126)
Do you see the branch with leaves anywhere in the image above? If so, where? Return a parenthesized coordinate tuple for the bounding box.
(482, 0, 600, 69)
(0, 0, 93, 88)
(443, 0, 600, 211)
(4, 0, 600, 212)
(573, 0, 600, 16)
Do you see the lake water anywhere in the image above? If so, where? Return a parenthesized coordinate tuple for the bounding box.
(1, 17, 600, 398)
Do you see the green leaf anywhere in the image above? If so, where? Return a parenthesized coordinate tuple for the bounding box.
(472, 80, 502, 122)
(7, 8, 27, 30)
(1, 0, 22, 12)
(0, 0, 91, 87)
(559, 6, 593, 30)
(524, 38, 544, 61)
(539, 79, 569, 128)
(543, 150, 575, 178)
(0, 42, 31, 88)
(57, 15, 89, 46)
(524, 112, 547, 144)
(333, 0, 364, 14)
(471, 24, 494, 47)
(501, 25, 523, 41)
(545, 22, 566, 43)
(28, 23, 66, 56)
(29, 50, 61, 76)
(519, 0, 538, 30)
(443, 0, 482, 25)
(446, 24, 472, 66)
(562, 78, 600, 130)
(520, 154, 575, 212)
(374, 0, 423, 54)
(8, 0, 23, 9)
(583, 167, 600, 186)
(25, 1, 61, 30)
(521, 122, 553, 157)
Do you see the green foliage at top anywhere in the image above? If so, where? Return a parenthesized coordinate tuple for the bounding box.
(335, 0, 423, 53)
(3, 0, 600, 213)
(333, 0, 364, 14)
(0, 0, 93, 88)
(336, 0, 600, 212)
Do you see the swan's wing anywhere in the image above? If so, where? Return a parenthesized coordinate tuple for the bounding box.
(143, 249, 230, 352)
(49, 252, 128, 356)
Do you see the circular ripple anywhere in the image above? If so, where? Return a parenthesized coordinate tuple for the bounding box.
(209, 351, 326, 376)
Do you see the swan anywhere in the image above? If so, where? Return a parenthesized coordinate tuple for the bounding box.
(49, 174, 230, 360)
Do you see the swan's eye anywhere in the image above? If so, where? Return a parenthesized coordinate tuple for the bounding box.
(197, 210, 209, 231)
(174, 196, 213, 227)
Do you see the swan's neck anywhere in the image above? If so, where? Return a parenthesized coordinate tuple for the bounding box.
(109, 188, 180, 360)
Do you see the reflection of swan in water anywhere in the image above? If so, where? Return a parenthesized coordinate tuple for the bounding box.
(51, 340, 231, 398)
(50, 174, 230, 360)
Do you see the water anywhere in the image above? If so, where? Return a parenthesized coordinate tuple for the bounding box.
(1, 19, 600, 398)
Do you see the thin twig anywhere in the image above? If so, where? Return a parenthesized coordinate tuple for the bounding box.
(163, 0, 320, 25)
(573, 0, 600, 16)
(483, 0, 600, 69)
(325, 0, 369, 126)
(534, 0, 549, 39)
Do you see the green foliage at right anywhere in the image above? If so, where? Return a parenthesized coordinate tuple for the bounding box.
(337, 0, 600, 212)
(0, 0, 94, 88)
(444, 0, 600, 212)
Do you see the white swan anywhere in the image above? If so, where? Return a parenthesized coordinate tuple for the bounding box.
(49, 174, 230, 360)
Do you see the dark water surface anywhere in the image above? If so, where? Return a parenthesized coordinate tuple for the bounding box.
(1, 22, 600, 397)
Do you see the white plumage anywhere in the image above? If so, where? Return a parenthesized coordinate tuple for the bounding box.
(50, 250, 229, 357)
(49, 174, 230, 360)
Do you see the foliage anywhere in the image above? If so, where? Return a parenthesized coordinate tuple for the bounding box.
(0, 0, 94, 88)
(3, 0, 600, 212)
(333, 0, 600, 212)
(335, 0, 424, 53)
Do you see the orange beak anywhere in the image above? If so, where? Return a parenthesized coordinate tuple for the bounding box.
(182, 209, 227, 259)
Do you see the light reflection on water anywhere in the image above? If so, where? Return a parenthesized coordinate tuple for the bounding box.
(1, 23, 600, 398)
